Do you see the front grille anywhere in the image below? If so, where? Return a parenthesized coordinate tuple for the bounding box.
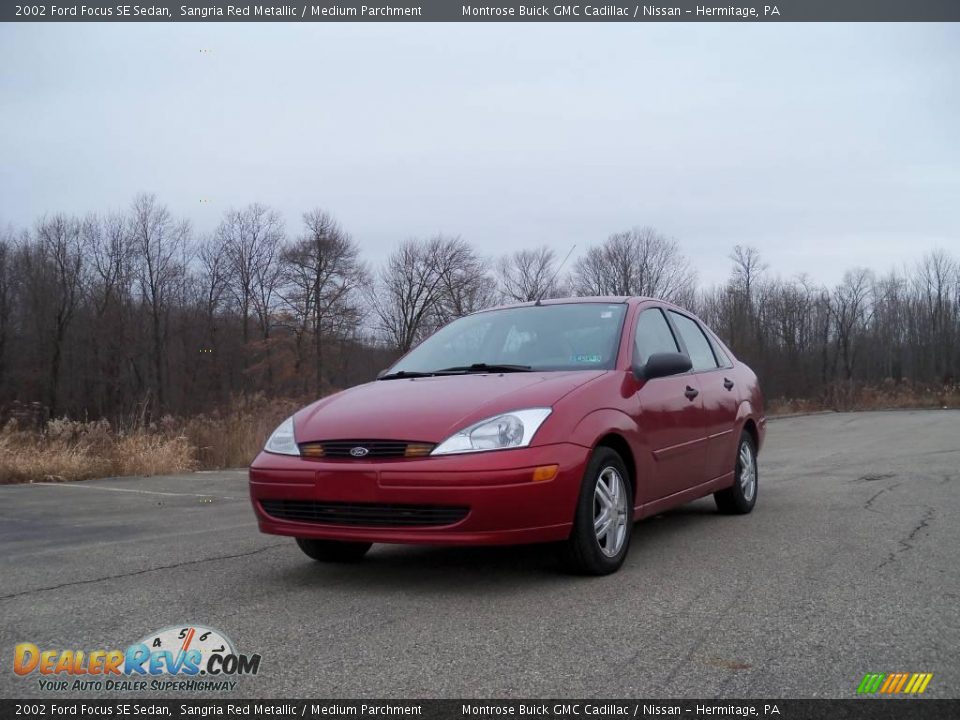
(299, 440, 434, 459)
(260, 500, 469, 527)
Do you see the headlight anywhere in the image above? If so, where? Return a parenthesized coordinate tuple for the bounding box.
(264, 416, 299, 456)
(431, 408, 552, 455)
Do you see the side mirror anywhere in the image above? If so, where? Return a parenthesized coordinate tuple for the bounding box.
(633, 352, 692, 380)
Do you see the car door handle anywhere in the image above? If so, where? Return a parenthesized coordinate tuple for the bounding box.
(684, 386, 699, 400)
(723, 377, 735, 390)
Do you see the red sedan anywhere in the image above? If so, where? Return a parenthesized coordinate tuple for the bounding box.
(249, 297, 765, 575)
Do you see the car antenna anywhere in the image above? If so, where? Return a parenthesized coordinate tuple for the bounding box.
(535, 243, 576, 305)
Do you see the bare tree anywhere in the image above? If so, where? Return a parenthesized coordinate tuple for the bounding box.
(218, 203, 285, 344)
(572, 227, 696, 301)
(370, 237, 448, 353)
(429, 235, 496, 326)
(496, 246, 565, 302)
(281, 210, 367, 392)
(831, 268, 874, 380)
(0, 226, 15, 396)
(32, 214, 86, 416)
(722, 245, 768, 355)
(197, 235, 230, 323)
(913, 250, 959, 382)
(3, 194, 960, 424)
(81, 213, 128, 416)
(729, 245, 767, 305)
(369, 235, 493, 353)
(129, 193, 189, 413)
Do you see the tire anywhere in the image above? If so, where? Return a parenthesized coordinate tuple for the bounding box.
(714, 431, 758, 515)
(295, 538, 372, 563)
(559, 446, 633, 575)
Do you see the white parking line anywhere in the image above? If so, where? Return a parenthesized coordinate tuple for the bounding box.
(28, 483, 240, 500)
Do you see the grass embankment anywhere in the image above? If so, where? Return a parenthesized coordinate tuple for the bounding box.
(0, 396, 300, 484)
(1, 383, 957, 484)
(765, 380, 960, 415)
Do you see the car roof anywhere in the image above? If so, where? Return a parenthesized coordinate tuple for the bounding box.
(476, 296, 659, 313)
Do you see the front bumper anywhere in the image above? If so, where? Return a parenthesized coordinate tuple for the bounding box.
(248, 442, 590, 545)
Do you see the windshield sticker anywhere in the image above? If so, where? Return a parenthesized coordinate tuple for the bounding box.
(572, 354, 603, 363)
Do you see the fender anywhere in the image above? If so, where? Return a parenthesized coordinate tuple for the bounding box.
(736, 399, 765, 452)
(569, 408, 654, 506)
(570, 405, 638, 440)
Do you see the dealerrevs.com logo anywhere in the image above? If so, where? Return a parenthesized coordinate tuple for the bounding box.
(14, 625, 261, 692)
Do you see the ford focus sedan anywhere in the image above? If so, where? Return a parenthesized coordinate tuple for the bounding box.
(249, 297, 765, 575)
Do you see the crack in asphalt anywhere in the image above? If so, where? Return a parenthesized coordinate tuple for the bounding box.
(0, 543, 288, 601)
(660, 591, 740, 690)
(863, 482, 902, 514)
(855, 473, 897, 483)
(877, 506, 936, 570)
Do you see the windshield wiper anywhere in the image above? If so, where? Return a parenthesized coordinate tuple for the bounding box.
(434, 363, 533, 374)
(379, 363, 534, 379)
(377, 370, 437, 380)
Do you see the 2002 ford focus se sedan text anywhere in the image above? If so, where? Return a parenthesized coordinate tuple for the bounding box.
(249, 297, 765, 575)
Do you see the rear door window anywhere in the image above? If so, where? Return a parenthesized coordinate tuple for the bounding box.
(668, 311, 719, 372)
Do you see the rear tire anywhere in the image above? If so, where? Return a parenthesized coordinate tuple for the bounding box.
(714, 431, 758, 515)
(295, 538, 372, 563)
(559, 446, 633, 575)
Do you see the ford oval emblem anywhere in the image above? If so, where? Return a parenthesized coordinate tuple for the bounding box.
(350, 446, 369, 458)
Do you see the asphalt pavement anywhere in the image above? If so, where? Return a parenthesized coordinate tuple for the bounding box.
(1, 410, 958, 699)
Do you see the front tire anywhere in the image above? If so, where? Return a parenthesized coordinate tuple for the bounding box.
(714, 431, 758, 515)
(560, 447, 633, 575)
(295, 538, 372, 563)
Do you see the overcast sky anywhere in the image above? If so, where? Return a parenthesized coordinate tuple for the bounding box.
(1, 22, 957, 286)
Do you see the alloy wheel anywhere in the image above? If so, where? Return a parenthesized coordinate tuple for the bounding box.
(594, 466, 629, 557)
(739, 441, 757, 503)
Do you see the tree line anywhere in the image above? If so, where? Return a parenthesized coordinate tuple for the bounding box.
(1, 193, 957, 424)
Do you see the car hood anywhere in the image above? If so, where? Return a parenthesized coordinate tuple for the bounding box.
(293, 371, 607, 443)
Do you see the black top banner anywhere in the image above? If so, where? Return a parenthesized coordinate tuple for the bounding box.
(4, 0, 960, 22)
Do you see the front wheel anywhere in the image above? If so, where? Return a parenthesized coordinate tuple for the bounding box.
(714, 431, 758, 514)
(559, 447, 633, 575)
(295, 538, 372, 563)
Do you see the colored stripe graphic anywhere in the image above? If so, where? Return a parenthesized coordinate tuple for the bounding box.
(857, 673, 885, 694)
(879, 674, 897, 693)
(857, 672, 933, 694)
(893, 673, 909, 693)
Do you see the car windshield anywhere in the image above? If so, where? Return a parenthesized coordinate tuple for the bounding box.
(387, 303, 627, 375)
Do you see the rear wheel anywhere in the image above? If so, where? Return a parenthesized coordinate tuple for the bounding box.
(295, 538, 372, 563)
(560, 447, 633, 575)
(714, 431, 758, 514)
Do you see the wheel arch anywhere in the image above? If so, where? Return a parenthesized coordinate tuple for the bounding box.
(736, 399, 764, 453)
(741, 417, 759, 449)
(594, 433, 637, 503)
(569, 408, 644, 506)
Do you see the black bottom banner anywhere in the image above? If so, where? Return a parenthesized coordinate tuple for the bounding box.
(2, 700, 958, 720)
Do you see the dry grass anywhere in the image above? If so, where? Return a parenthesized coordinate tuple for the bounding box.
(0, 419, 194, 484)
(0, 394, 303, 484)
(767, 380, 960, 415)
(181, 395, 302, 470)
(2, 383, 956, 484)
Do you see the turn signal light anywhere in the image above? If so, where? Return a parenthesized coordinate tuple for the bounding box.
(531, 464, 559, 482)
(404, 443, 434, 458)
(300, 443, 325, 458)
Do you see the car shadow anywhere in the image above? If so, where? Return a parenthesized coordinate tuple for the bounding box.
(268, 497, 726, 593)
